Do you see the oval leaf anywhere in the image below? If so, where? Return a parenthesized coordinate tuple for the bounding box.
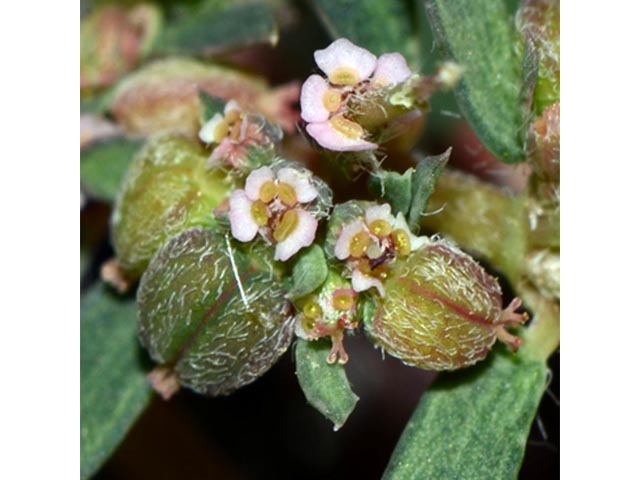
(288, 245, 329, 301)
(383, 353, 547, 479)
(407, 148, 450, 231)
(295, 339, 359, 431)
(425, 0, 529, 163)
(81, 138, 142, 203)
(81, 284, 152, 479)
(154, 2, 278, 56)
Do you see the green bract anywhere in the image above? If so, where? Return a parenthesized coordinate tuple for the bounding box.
(111, 134, 231, 278)
(137, 228, 295, 396)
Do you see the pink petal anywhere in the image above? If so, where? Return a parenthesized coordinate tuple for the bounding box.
(351, 269, 385, 297)
(365, 203, 394, 225)
(306, 121, 377, 152)
(314, 38, 377, 83)
(229, 190, 259, 242)
(372, 53, 412, 86)
(274, 209, 318, 261)
(300, 75, 331, 123)
(334, 220, 368, 260)
(244, 166, 275, 201)
(276, 167, 318, 203)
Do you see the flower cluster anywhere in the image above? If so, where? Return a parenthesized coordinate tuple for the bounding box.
(301, 38, 413, 152)
(294, 273, 359, 365)
(199, 99, 281, 170)
(229, 166, 321, 261)
(334, 203, 428, 296)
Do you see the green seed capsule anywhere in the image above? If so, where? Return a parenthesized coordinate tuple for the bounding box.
(137, 228, 295, 396)
(366, 241, 526, 370)
(111, 134, 231, 279)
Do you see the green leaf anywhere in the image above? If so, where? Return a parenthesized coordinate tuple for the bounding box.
(199, 90, 226, 123)
(425, 0, 529, 163)
(81, 138, 142, 203)
(154, 2, 278, 56)
(311, 0, 420, 69)
(369, 169, 414, 217)
(383, 353, 547, 479)
(81, 284, 152, 479)
(288, 245, 329, 301)
(407, 148, 450, 231)
(295, 339, 359, 431)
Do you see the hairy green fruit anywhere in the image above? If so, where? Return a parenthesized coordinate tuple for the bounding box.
(137, 228, 295, 397)
(366, 241, 525, 370)
(111, 134, 231, 278)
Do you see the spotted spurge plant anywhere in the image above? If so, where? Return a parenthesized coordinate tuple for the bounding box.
(81, 1, 559, 478)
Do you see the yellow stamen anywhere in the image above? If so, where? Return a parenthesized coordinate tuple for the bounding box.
(250, 201, 269, 227)
(348, 231, 371, 258)
(277, 182, 298, 207)
(258, 181, 276, 203)
(273, 210, 299, 242)
(229, 121, 242, 141)
(303, 301, 322, 319)
(332, 292, 354, 311)
(213, 120, 229, 143)
(322, 89, 342, 113)
(224, 109, 241, 125)
(329, 115, 365, 140)
(391, 229, 411, 256)
(368, 219, 392, 238)
(328, 67, 360, 86)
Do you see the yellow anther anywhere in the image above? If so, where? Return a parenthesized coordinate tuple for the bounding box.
(213, 120, 229, 143)
(329, 115, 364, 140)
(273, 210, 299, 242)
(224, 109, 241, 125)
(348, 231, 371, 258)
(391, 229, 411, 256)
(229, 121, 242, 141)
(303, 301, 322, 319)
(328, 67, 360, 86)
(301, 315, 316, 332)
(258, 180, 276, 203)
(332, 292, 354, 311)
(368, 219, 392, 238)
(277, 182, 298, 207)
(250, 201, 269, 227)
(322, 89, 342, 113)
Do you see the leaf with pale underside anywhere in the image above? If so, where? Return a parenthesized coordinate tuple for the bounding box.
(295, 339, 359, 431)
(382, 352, 547, 479)
(81, 284, 152, 479)
(424, 0, 530, 163)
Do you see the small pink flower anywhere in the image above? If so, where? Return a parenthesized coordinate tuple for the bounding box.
(301, 39, 414, 152)
(333, 203, 430, 296)
(228, 166, 320, 261)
